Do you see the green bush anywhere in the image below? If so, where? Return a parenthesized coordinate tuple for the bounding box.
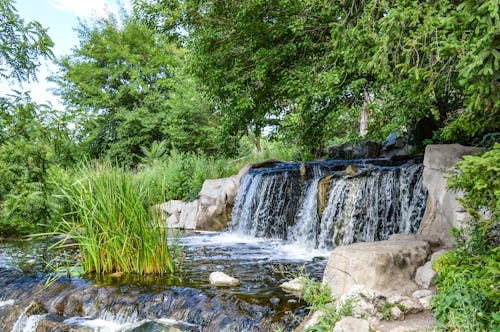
(432, 144, 500, 331)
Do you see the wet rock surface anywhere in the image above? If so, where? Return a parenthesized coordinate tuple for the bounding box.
(0, 268, 306, 332)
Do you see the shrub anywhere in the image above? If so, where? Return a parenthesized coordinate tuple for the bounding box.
(432, 144, 500, 331)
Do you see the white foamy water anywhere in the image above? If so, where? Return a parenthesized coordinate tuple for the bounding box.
(0, 299, 15, 307)
(63, 317, 200, 332)
(180, 232, 330, 261)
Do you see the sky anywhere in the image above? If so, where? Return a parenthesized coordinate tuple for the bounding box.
(1, 0, 129, 108)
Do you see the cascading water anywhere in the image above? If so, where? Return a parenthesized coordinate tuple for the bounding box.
(230, 158, 427, 249)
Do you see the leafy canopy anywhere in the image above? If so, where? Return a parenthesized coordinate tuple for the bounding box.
(0, 0, 53, 82)
(52, 14, 220, 164)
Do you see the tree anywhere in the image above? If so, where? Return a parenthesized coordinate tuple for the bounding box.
(0, 0, 53, 82)
(137, 0, 499, 156)
(0, 92, 76, 235)
(52, 15, 219, 164)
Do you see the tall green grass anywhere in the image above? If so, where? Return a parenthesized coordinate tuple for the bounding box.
(137, 146, 300, 203)
(60, 163, 177, 275)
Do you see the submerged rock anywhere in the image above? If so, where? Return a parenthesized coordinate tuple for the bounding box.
(209, 271, 240, 287)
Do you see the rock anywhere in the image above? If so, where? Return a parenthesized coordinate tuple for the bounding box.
(279, 277, 305, 295)
(352, 141, 382, 159)
(323, 240, 430, 297)
(389, 234, 442, 250)
(415, 261, 437, 289)
(430, 249, 449, 263)
(417, 144, 482, 247)
(299, 163, 306, 178)
(391, 306, 404, 320)
(196, 175, 240, 231)
(209, 271, 240, 287)
(37, 320, 93, 332)
(328, 143, 351, 159)
(344, 165, 357, 175)
(317, 175, 332, 217)
(412, 289, 435, 299)
(155, 159, 280, 231)
(391, 296, 423, 314)
(419, 295, 433, 310)
(384, 132, 406, 150)
(381, 132, 413, 158)
(333, 317, 370, 332)
(296, 310, 325, 331)
(339, 285, 386, 320)
(153, 200, 199, 229)
(269, 297, 280, 305)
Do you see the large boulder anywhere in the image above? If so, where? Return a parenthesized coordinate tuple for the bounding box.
(196, 160, 278, 230)
(333, 317, 370, 332)
(327, 141, 382, 159)
(323, 240, 430, 298)
(417, 144, 482, 247)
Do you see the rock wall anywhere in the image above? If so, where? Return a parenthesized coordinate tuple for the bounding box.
(154, 160, 280, 231)
(417, 144, 481, 247)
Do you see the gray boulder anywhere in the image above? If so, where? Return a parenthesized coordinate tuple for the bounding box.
(415, 261, 437, 289)
(153, 200, 198, 229)
(323, 240, 430, 297)
(333, 317, 370, 332)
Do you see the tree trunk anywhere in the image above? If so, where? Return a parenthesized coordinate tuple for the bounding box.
(360, 87, 373, 138)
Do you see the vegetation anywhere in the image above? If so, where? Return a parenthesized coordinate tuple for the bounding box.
(51, 15, 221, 164)
(433, 144, 500, 331)
(135, 0, 499, 154)
(0, 0, 53, 82)
(299, 278, 354, 332)
(56, 163, 179, 275)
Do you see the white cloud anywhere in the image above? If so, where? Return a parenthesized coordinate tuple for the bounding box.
(48, 0, 123, 18)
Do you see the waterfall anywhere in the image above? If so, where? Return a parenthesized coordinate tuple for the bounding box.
(230, 159, 427, 249)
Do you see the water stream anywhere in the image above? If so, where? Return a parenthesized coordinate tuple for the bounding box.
(0, 234, 325, 332)
(0, 158, 427, 331)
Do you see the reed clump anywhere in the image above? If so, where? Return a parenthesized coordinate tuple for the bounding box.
(60, 162, 178, 275)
